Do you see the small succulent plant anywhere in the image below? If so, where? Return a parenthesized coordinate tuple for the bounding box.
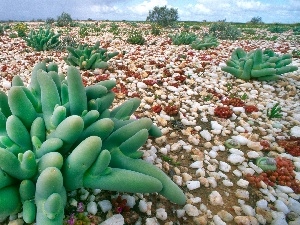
(191, 34, 219, 50)
(222, 48, 298, 81)
(64, 41, 119, 70)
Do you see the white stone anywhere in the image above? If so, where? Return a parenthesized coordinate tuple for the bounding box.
(228, 154, 245, 164)
(274, 200, 290, 214)
(183, 204, 200, 216)
(100, 214, 124, 225)
(271, 211, 288, 225)
(237, 179, 249, 188)
(208, 150, 218, 158)
(241, 204, 255, 216)
(232, 135, 249, 145)
(229, 148, 244, 156)
(145, 217, 159, 225)
(287, 197, 300, 215)
(186, 181, 200, 190)
(247, 141, 263, 151)
(138, 200, 148, 213)
(291, 126, 300, 137)
(87, 201, 97, 215)
(277, 185, 294, 193)
(121, 194, 136, 208)
(217, 210, 234, 222)
(219, 161, 231, 172)
(209, 191, 224, 206)
(156, 208, 167, 221)
(233, 169, 242, 177)
(222, 179, 233, 186)
(213, 215, 226, 225)
(176, 209, 185, 218)
(211, 121, 223, 130)
(98, 200, 112, 213)
(200, 130, 212, 141)
(247, 151, 260, 158)
(137, 82, 148, 89)
(235, 189, 249, 199)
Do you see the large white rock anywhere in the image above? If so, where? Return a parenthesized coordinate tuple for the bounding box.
(228, 154, 245, 164)
(291, 126, 300, 137)
(100, 214, 124, 225)
(209, 191, 224, 206)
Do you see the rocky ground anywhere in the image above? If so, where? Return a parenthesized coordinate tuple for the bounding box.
(1, 22, 300, 225)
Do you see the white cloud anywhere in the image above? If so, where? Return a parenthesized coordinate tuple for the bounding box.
(128, 0, 168, 15)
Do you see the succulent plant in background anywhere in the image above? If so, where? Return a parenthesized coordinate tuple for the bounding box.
(126, 29, 145, 45)
(64, 41, 119, 70)
(170, 32, 197, 45)
(191, 34, 219, 50)
(24, 27, 61, 51)
(222, 47, 298, 81)
(0, 62, 186, 224)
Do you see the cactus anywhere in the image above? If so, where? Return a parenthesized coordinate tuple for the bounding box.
(24, 27, 61, 51)
(64, 41, 119, 70)
(191, 34, 219, 50)
(222, 48, 298, 81)
(0, 62, 186, 224)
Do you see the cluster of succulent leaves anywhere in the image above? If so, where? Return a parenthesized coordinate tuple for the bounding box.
(150, 24, 161, 36)
(170, 32, 197, 45)
(64, 41, 119, 70)
(127, 29, 146, 45)
(209, 20, 241, 40)
(0, 62, 186, 224)
(222, 47, 298, 81)
(23, 27, 61, 51)
(190, 34, 219, 50)
(267, 24, 289, 33)
(267, 103, 283, 119)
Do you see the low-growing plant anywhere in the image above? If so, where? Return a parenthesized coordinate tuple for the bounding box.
(267, 24, 288, 33)
(0, 62, 186, 223)
(78, 24, 89, 38)
(64, 41, 119, 70)
(109, 22, 119, 35)
(170, 32, 197, 45)
(150, 24, 161, 36)
(190, 34, 219, 50)
(127, 29, 145, 45)
(209, 21, 241, 40)
(45, 17, 55, 25)
(267, 103, 283, 119)
(13, 22, 28, 37)
(24, 27, 61, 51)
(222, 47, 298, 81)
(57, 12, 73, 27)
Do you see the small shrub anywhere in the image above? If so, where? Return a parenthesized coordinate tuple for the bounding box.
(45, 17, 55, 25)
(127, 30, 145, 45)
(13, 22, 28, 37)
(267, 24, 288, 33)
(190, 34, 219, 50)
(79, 24, 89, 38)
(146, 5, 179, 27)
(209, 21, 241, 40)
(151, 24, 161, 36)
(249, 16, 263, 24)
(57, 12, 73, 27)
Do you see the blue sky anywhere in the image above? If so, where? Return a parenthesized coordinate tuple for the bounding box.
(0, 0, 299, 23)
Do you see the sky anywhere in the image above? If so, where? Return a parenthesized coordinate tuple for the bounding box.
(0, 0, 299, 24)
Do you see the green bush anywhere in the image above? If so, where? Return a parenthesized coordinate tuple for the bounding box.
(45, 18, 55, 25)
(127, 30, 145, 45)
(222, 47, 298, 81)
(13, 22, 28, 37)
(57, 12, 72, 27)
(209, 21, 241, 40)
(170, 32, 197, 45)
(24, 27, 61, 51)
(267, 24, 288, 33)
(146, 5, 179, 27)
(151, 24, 161, 36)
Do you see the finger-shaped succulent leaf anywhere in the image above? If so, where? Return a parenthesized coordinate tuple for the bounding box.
(35, 138, 64, 158)
(0, 169, 17, 189)
(36, 152, 64, 179)
(102, 118, 153, 150)
(12, 75, 24, 86)
(63, 136, 102, 190)
(35, 167, 66, 225)
(82, 110, 100, 128)
(119, 129, 148, 156)
(23, 200, 36, 223)
(6, 115, 32, 152)
(148, 124, 162, 137)
(8, 87, 37, 129)
(110, 98, 140, 120)
(110, 148, 186, 205)
(96, 80, 117, 91)
(67, 66, 87, 116)
(85, 85, 108, 100)
(19, 179, 35, 202)
(29, 62, 47, 98)
(96, 91, 115, 114)
(83, 167, 163, 193)
(0, 185, 22, 221)
(48, 115, 84, 155)
(30, 117, 46, 145)
(85, 149, 111, 176)
(50, 105, 66, 128)
(0, 91, 11, 118)
(37, 70, 61, 130)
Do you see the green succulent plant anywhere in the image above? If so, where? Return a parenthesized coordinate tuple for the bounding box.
(222, 47, 298, 81)
(64, 41, 119, 70)
(0, 62, 186, 224)
(24, 27, 61, 51)
(170, 32, 197, 45)
(127, 29, 146, 45)
(191, 34, 219, 50)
